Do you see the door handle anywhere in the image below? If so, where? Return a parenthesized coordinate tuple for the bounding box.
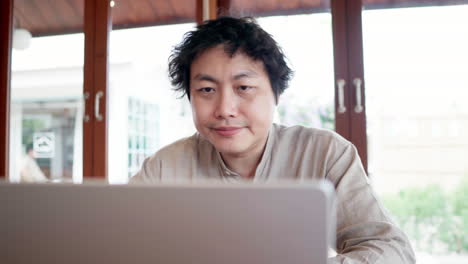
(337, 79, 346, 114)
(353, 78, 363, 113)
(95, 91, 104, 121)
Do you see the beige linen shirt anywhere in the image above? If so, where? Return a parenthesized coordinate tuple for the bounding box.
(20, 155, 48, 183)
(131, 124, 415, 263)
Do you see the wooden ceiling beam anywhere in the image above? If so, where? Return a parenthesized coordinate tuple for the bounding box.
(14, 0, 468, 36)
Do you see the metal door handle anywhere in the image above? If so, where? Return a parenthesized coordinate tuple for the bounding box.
(95, 91, 104, 121)
(353, 78, 363, 113)
(337, 79, 346, 113)
(83, 92, 90, 122)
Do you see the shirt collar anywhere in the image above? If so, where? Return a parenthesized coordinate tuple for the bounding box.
(215, 124, 277, 182)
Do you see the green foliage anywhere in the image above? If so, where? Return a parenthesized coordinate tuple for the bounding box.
(382, 178, 468, 254)
(453, 178, 468, 217)
(22, 119, 47, 147)
(441, 178, 468, 253)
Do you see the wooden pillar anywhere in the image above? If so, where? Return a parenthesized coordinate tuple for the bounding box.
(0, 0, 14, 179)
(83, 0, 112, 178)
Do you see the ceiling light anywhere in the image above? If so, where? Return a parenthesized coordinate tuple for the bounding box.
(13, 28, 32, 50)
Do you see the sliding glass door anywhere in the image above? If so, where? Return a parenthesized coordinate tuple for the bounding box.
(9, 0, 85, 183)
(362, 3, 468, 262)
(107, 0, 197, 183)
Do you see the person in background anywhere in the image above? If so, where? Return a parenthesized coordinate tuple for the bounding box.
(20, 143, 47, 183)
(131, 17, 415, 263)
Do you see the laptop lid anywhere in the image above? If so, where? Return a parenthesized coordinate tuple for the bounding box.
(1, 181, 335, 264)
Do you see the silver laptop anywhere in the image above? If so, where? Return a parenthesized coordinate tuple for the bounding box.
(0, 181, 336, 264)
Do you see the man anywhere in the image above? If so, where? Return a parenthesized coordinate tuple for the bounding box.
(20, 143, 48, 183)
(132, 17, 415, 263)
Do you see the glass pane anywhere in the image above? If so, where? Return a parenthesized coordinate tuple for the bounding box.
(108, 0, 196, 183)
(10, 0, 84, 183)
(257, 13, 335, 130)
(363, 4, 468, 262)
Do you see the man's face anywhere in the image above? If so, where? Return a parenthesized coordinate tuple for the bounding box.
(189, 45, 276, 157)
(28, 149, 36, 158)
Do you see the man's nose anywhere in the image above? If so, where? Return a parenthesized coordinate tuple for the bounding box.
(214, 89, 238, 119)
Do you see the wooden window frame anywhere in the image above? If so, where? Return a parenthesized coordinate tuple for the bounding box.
(0, 0, 13, 179)
(83, 0, 111, 178)
(348, 0, 368, 172)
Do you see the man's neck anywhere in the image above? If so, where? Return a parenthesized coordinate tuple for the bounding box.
(220, 141, 267, 179)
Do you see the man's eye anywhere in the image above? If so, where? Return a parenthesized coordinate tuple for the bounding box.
(199, 87, 215, 93)
(238, 85, 253, 91)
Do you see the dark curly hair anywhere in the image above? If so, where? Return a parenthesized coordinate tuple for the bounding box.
(168, 16, 293, 101)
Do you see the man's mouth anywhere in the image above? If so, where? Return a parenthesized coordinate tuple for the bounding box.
(212, 126, 243, 137)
